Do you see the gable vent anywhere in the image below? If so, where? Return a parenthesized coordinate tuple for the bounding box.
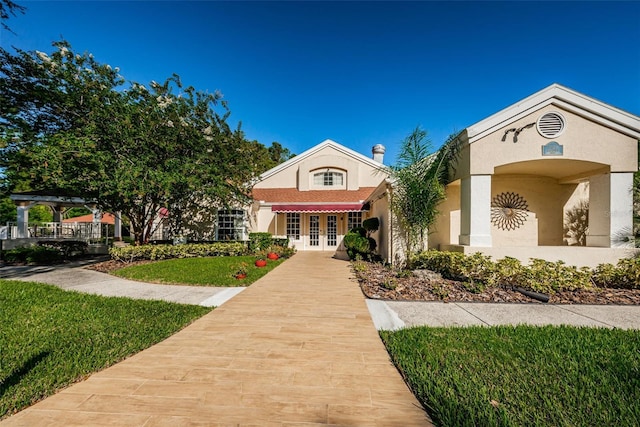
(537, 112, 565, 138)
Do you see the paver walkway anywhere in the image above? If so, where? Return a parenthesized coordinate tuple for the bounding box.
(2, 252, 431, 426)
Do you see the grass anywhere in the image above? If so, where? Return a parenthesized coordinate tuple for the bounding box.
(0, 280, 211, 419)
(112, 255, 285, 286)
(381, 325, 640, 427)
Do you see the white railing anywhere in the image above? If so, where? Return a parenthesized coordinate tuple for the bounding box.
(3, 222, 112, 243)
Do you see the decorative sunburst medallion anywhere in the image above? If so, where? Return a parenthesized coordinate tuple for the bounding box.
(491, 192, 529, 231)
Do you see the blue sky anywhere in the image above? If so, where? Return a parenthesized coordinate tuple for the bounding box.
(2, 1, 639, 164)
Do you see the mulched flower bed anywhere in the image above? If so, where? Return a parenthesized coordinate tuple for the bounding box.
(354, 262, 640, 305)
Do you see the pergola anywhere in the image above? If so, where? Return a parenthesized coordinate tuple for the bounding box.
(7, 190, 121, 240)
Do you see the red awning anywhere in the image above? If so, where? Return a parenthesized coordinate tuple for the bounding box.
(271, 203, 367, 213)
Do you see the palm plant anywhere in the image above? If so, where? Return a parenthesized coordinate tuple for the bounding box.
(385, 127, 463, 257)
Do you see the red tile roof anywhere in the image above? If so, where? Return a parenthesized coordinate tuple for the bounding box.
(62, 212, 116, 225)
(252, 187, 377, 203)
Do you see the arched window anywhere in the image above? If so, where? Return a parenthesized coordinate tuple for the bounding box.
(311, 169, 345, 189)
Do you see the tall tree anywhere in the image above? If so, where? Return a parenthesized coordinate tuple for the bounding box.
(0, 41, 275, 244)
(386, 127, 463, 257)
(227, 136, 294, 176)
(0, 0, 25, 32)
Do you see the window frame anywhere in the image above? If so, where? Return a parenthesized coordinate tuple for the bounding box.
(310, 168, 346, 189)
(347, 212, 363, 231)
(286, 212, 301, 240)
(217, 209, 245, 241)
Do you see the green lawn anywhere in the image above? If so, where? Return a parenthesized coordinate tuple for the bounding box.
(381, 325, 640, 427)
(0, 280, 211, 419)
(112, 255, 285, 286)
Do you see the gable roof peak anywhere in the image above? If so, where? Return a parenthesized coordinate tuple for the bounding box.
(465, 83, 640, 142)
(257, 138, 383, 181)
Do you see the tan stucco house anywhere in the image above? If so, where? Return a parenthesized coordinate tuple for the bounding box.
(247, 84, 640, 268)
(245, 84, 640, 267)
(424, 83, 640, 267)
(249, 140, 388, 255)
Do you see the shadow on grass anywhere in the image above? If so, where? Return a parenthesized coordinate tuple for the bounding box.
(0, 351, 50, 397)
(0, 257, 108, 279)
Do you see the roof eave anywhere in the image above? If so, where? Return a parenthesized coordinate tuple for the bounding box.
(466, 83, 640, 143)
(257, 139, 384, 182)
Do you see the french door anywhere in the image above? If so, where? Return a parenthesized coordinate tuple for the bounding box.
(308, 214, 339, 250)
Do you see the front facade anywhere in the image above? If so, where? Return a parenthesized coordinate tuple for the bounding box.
(244, 85, 640, 267)
(429, 84, 640, 267)
(249, 140, 387, 255)
(7, 84, 637, 268)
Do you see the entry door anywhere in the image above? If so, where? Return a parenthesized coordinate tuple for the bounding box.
(308, 214, 338, 250)
(309, 215, 320, 247)
(326, 215, 338, 249)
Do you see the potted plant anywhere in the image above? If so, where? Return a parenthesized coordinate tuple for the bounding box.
(267, 250, 279, 260)
(255, 258, 267, 267)
(234, 262, 248, 279)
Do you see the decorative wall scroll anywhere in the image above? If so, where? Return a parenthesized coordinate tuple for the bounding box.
(491, 192, 529, 231)
(501, 122, 536, 143)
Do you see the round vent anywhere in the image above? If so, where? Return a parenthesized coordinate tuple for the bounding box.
(537, 112, 565, 138)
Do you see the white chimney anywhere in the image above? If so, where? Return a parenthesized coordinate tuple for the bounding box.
(372, 144, 385, 163)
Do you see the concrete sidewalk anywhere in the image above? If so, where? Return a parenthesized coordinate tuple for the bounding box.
(0, 260, 238, 307)
(2, 252, 430, 426)
(367, 300, 640, 331)
(3, 257, 638, 330)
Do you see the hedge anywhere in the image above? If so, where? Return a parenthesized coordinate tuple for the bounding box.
(110, 242, 248, 263)
(408, 250, 640, 294)
(2, 241, 89, 265)
(3, 245, 63, 265)
(248, 233, 290, 253)
(592, 258, 640, 290)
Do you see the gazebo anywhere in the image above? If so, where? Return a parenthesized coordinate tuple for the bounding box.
(2, 190, 120, 251)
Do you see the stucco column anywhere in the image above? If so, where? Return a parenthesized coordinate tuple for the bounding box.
(52, 206, 63, 238)
(92, 209, 102, 239)
(52, 206, 62, 222)
(114, 212, 122, 241)
(459, 175, 492, 247)
(610, 173, 634, 247)
(587, 172, 634, 248)
(16, 204, 30, 238)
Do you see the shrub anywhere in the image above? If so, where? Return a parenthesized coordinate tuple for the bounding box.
(271, 237, 289, 247)
(592, 257, 640, 289)
(38, 240, 88, 258)
(362, 217, 379, 234)
(3, 245, 63, 265)
(343, 231, 372, 260)
(410, 250, 593, 294)
(248, 232, 273, 252)
(382, 278, 398, 290)
(110, 242, 247, 263)
(248, 233, 290, 254)
(409, 250, 468, 280)
(351, 260, 368, 273)
(522, 259, 592, 294)
(460, 252, 496, 292)
(269, 244, 296, 259)
(410, 250, 495, 293)
(350, 227, 367, 237)
(493, 256, 526, 288)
